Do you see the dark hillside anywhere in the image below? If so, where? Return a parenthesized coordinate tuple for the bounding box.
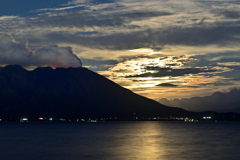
(0, 65, 190, 120)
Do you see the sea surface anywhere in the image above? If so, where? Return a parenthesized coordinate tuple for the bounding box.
(0, 121, 240, 160)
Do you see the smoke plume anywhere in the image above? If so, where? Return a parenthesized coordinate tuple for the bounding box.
(0, 34, 82, 68)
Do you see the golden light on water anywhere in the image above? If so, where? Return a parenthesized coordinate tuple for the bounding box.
(112, 122, 165, 159)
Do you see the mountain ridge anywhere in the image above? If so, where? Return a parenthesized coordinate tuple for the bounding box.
(0, 65, 190, 120)
(0, 65, 240, 121)
(158, 89, 240, 113)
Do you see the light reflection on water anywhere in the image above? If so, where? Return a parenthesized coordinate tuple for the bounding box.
(0, 121, 240, 160)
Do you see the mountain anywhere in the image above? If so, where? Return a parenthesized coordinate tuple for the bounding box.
(158, 89, 240, 113)
(0, 65, 191, 121)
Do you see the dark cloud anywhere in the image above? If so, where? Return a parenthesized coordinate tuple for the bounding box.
(44, 23, 240, 50)
(181, 51, 240, 69)
(166, 64, 178, 66)
(126, 67, 217, 78)
(30, 12, 126, 28)
(131, 79, 145, 82)
(81, 58, 118, 65)
(27, 11, 172, 29)
(118, 54, 164, 61)
(120, 11, 173, 20)
(156, 83, 178, 87)
(111, 69, 134, 73)
(220, 11, 240, 19)
(0, 34, 82, 68)
(4, 1, 240, 52)
(81, 58, 118, 71)
(209, 82, 235, 86)
(2, 0, 240, 53)
(188, 86, 200, 88)
(212, 8, 240, 19)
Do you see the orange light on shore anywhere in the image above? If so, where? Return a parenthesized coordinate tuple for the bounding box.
(39, 117, 44, 120)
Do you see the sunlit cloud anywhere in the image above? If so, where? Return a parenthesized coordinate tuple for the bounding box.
(0, 16, 19, 20)
(218, 62, 240, 66)
(96, 49, 239, 100)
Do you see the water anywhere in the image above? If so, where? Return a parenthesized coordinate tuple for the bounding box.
(0, 121, 240, 160)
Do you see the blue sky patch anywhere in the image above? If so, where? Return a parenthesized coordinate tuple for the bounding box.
(0, 0, 69, 16)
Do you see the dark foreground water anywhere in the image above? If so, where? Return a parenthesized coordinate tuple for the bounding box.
(0, 121, 240, 160)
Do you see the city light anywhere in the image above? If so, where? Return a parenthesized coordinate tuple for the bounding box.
(20, 118, 28, 122)
(203, 117, 212, 119)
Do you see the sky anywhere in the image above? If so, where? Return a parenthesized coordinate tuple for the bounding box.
(0, 0, 240, 101)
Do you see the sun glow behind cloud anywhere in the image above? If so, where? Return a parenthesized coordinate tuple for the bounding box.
(98, 48, 240, 99)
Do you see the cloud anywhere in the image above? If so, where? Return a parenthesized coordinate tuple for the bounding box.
(0, 16, 19, 20)
(81, 58, 118, 71)
(211, 6, 240, 19)
(0, 34, 82, 68)
(26, 10, 172, 30)
(217, 62, 240, 66)
(126, 67, 217, 78)
(156, 83, 178, 87)
(40, 22, 240, 51)
(68, 0, 115, 5)
(8, 0, 236, 52)
(3, 0, 240, 52)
